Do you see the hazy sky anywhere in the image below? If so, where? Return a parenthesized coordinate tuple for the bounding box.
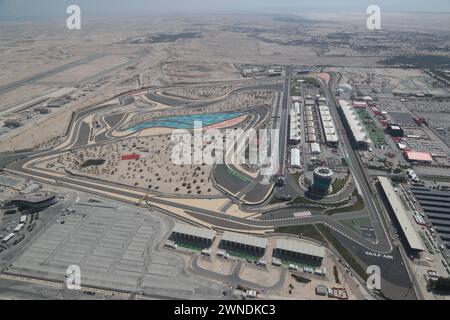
(1, 0, 450, 20)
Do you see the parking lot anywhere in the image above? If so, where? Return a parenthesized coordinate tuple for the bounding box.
(5, 198, 224, 299)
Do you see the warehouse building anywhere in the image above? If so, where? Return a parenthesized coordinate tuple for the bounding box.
(273, 239, 325, 266)
(3, 118, 22, 128)
(388, 124, 404, 137)
(307, 133, 317, 143)
(289, 109, 301, 144)
(338, 100, 371, 149)
(289, 103, 301, 144)
(377, 177, 425, 253)
(220, 231, 268, 256)
(318, 105, 339, 146)
(310, 142, 321, 154)
(170, 223, 216, 248)
(318, 97, 327, 105)
(293, 102, 300, 115)
(403, 151, 433, 164)
(6, 192, 57, 212)
(290, 148, 301, 168)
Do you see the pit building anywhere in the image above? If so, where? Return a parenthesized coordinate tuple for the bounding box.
(273, 238, 325, 266)
(170, 224, 216, 248)
(220, 231, 268, 257)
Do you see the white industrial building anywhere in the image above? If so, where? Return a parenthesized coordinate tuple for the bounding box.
(304, 105, 318, 143)
(318, 105, 339, 145)
(318, 97, 327, 105)
(310, 143, 321, 154)
(289, 103, 301, 144)
(293, 102, 300, 115)
(338, 100, 371, 149)
(2, 233, 15, 243)
(290, 148, 301, 168)
(307, 133, 317, 143)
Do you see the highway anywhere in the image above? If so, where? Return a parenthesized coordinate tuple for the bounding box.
(0, 54, 105, 96)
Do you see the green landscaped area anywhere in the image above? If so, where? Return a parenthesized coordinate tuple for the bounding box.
(304, 177, 312, 187)
(354, 108, 387, 149)
(176, 241, 207, 252)
(338, 216, 373, 236)
(227, 250, 261, 261)
(275, 224, 325, 243)
(290, 196, 320, 206)
(316, 224, 368, 281)
(329, 175, 350, 195)
(268, 197, 286, 205)
(290, 172, 302, 184)
(325, 191, 365, 215)
(280, 259, 320, 269)
(291, 83, 303, 96)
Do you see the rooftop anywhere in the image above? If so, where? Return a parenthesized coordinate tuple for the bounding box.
(339, 100, 371, 145)
(172, 223, 216, 240)
(221, 231, 268, 249)
(276, 238, 325, 258)
(378, 176, 424, 251)
(403, 151, 433, 162)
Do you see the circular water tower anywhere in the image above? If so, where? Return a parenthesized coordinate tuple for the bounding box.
(312, 167, 333, 194)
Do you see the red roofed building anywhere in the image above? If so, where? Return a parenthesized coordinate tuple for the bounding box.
(353, 101, 368, 108)
(121, 154, 141, 161)
(403, 151, 433, 164)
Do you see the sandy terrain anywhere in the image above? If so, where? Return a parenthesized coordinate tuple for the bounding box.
(196, 256, 235, 275)
(41, 135, 220, 196)
(239, 264, 282, 287)
(1, 11, 449, 154)
(43, 55, 131, 84)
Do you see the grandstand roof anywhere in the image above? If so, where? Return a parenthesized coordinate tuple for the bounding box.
(222, 231, 268, 249)
(172, 224, 216, 240)
(378, 176, 424, 251)
(339, 100, 371, 145)
(275, 239, 325, 258)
